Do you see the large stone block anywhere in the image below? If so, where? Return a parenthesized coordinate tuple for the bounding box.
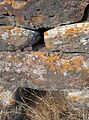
(0, 51, 89, 111)
(44, 22, 89, 52)
(0, 26, 40, 51)
(0, 0, 89, 29)
(0, 52, 89, 96)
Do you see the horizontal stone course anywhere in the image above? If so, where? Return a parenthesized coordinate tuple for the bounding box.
(0, 0, 89, 29)
(0, 51, 89, 107)
(0, 1, 89, 118)
(44, 22, 89, 52)
(0, 26, 40, 51)
(0, 52, 88, 90)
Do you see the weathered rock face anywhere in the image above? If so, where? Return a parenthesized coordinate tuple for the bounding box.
(0, 26, 40, 51)
(0, 0, 89, 29)
(0, 1, 89, 119)
(44, 22, 89, 52)
(0, 51, 89, 107)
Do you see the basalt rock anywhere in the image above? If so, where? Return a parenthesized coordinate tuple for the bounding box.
(0, 0, 89, 29)
(44, 22, 89, 53)
(0, 26, 40, 51)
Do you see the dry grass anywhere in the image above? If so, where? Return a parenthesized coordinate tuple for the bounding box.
(0, 88, 89, 120)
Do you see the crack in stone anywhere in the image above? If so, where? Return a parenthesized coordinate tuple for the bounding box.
(0, 3, 89, 53)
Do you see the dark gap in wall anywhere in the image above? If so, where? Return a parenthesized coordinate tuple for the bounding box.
(63, 51, 89, 54)
(3, 13, 15, 17)
(0, 23, 7, 26)
(32, 28, 50, 51)
(81, 4, 89, 22)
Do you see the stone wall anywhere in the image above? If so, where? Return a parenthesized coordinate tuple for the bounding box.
(0, 0, 89, 120)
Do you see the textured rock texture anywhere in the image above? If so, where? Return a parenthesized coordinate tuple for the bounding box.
(44, 22, 89, 52)
(0, 0, 89, 119)
(0, 26, 40, 51)
(0, 0, 89, 29)
(0, 52, 89, 107)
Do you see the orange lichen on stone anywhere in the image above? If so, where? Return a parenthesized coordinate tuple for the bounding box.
(13, 27, 21, 33)
(72, 56, 85, 70)
(44, 31, 49, 37)
(68, 95, 81, 100)
(65, 22, 89, 36)
(45, 41, 54, 49)
(32, 52, 60, 71)
(32, 52, 89, 75)
(60, 60, 73, 74)
(65, 27, 80, 35)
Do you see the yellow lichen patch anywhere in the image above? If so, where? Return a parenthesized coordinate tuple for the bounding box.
(32, 52, 60, 71)
(32, 52, 46, 59)
(6, 55, 23, 64)
(45, 40, 53, 49)
(1, 26, 14, 30)
(4, 0, 13, 4)
(0, 1, 5, 5)
(60, 59, 73, 74)
(0, 0, 27, 9)
(11, 1, 27, 9)
(32, 52, 89, 75)
(44, 54, 60, 71)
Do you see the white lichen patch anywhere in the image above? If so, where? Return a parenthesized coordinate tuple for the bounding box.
(76, 22, 83, 28)
(11, 28, 18, 36)
(48, 28, 58, 38)
(63, 71, 68, 76)
(1, 32, 9, 40)
(33, 65, 46, 75)
(68, 89, 89, 101)
(59, 26, 67, 35)
(32, 65, 47, 80)
(80, 37, 89, 45)
(54, 40, 63, 45)
(82, 59, 89, 68)
(0, 61, 12, 72)
(0, 90, 13, 106)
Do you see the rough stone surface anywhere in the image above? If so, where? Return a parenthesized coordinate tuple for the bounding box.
(0, 1, 89, 119)
(0, 0, 89, 29)
(0, 52, 89, 107)
(44, 22, 89, 52)
(0, 26, 40, 51)
(0, 52, 89, 91)
(67, 89, 89, 107)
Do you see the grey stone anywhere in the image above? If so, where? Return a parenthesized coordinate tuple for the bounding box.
(0, 0, 89, 29)
(44, 22, 89, 53)
(0, 26, 40, 51)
